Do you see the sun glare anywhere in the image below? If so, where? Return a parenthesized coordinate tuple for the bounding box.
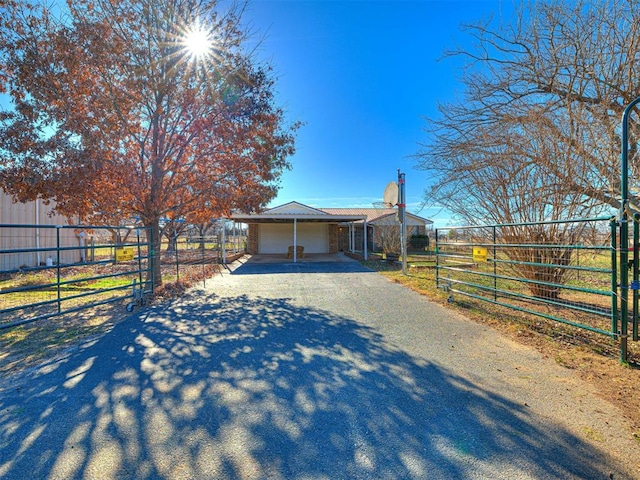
(183, 25, 212, 59)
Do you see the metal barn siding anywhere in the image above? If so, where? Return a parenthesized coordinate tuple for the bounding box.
(1, 192, 77, 270)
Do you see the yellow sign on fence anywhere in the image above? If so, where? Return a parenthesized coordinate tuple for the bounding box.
(473, 246, 488, 262)
(115, 247, 135, 262)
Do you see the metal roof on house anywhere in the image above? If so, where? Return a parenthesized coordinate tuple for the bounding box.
(231, 202, 432, 225)
(320, 208, 432, 225)
(231, 201, 367, 223)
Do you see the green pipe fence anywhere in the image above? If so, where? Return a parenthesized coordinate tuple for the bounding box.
(0, 224, 248, 330)
(160, 233, 245, 286)
(0, 224, 152, 330)
(435, 216, 640, 361)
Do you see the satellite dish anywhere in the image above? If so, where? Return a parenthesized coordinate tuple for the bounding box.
(383, 181, 398, 207)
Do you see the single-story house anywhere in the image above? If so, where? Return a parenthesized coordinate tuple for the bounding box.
(231, 201, 432, 261)
(322, 207, 432, 253)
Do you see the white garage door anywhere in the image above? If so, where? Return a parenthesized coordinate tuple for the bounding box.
(259, 223, 329, 254)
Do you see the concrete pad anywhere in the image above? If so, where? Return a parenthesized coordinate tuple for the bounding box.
(242, 253, 359, 264)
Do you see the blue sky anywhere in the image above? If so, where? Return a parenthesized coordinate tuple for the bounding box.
(242, 0, 514, 226)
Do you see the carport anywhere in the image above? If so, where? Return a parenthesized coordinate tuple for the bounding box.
(232, 202, 368, 262)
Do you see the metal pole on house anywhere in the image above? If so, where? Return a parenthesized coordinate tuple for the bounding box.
(371, 225, 376, 253)
(364, 219, 368, 260)
(620, 95, 640, 363)
(230, 221, 234, 254)
(398, 170, 407, 275)
(233, 221, 237, 254)
(293, 218, 297, 263)
(350, 223, 354, 252)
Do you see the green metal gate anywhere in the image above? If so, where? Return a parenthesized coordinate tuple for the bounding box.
(435, 215, 640, 363)
(435, 96, 640, 364)
(0, 224, 153, 330)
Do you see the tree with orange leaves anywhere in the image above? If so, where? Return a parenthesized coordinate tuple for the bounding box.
(0, 0, 299, 287)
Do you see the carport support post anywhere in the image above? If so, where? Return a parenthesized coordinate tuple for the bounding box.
(350, 223, 354, 252)
(352, 223, 356, 252)
(364, 219, 368, 260)
(233, 221, 237, 253)
(620, 95, 640, 363)
(293, 218, 297, 263)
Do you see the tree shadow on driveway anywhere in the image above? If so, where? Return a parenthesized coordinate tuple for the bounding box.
(0, 290, 630, 479)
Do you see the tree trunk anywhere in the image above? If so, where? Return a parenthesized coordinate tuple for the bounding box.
(145, 218, 162, 289)
(166, 233, 177, 253)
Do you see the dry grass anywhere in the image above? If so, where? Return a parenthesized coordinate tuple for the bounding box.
(0, 301, 130, 377)
(0, 258, 228, 378)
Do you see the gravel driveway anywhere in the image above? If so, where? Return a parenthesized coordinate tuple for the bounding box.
(1, 254, 639, 479)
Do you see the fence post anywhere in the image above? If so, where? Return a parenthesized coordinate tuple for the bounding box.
(435, 228, 440, 289)
(136, 228, 143, 289)
(221, 221, 227, 265)
(611, 217, 619, 343)
(175, 233, 180, 283)
(149, 227, 155, 293)
(493, 225, 497, 301)
(202, 236, 206, 288)
(634, 213, 640, 341)
(619, 96, 640, 363)
(56, 225, 62, 313)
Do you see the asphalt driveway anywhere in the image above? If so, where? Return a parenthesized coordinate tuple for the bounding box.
(1, 255, 639, 479)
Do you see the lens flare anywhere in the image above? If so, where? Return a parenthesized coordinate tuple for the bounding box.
(183, 25, 212, 59)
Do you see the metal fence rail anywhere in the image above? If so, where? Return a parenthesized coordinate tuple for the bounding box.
(0, 224, 247, 330)
(436, 217, 618, 341)
(0, 225, 152, 330)
(158, 234, 245, 284)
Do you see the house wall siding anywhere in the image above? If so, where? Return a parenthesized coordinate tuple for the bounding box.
(258, 223, 329, 254)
